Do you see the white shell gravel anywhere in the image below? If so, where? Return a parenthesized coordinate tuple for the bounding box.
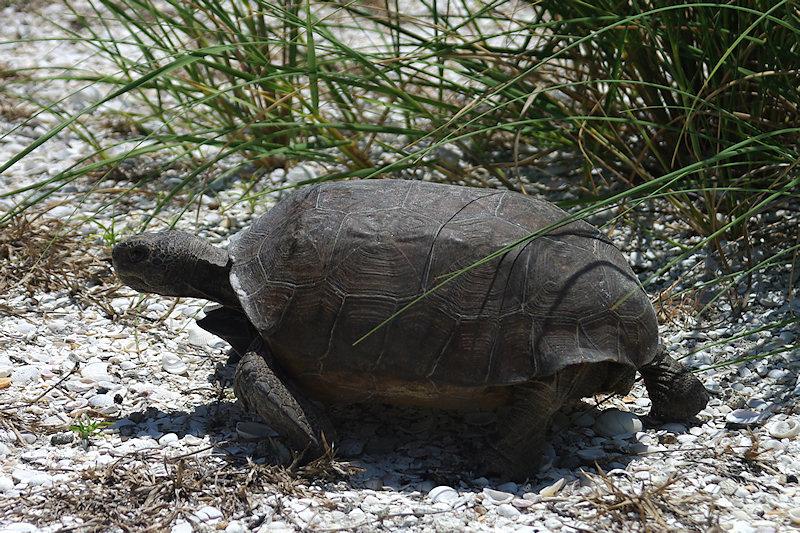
(725, 409, 766, 426)
(482, 488, 513, 505)
(766, 418, 800, 439)
(495, 503, 520, 519)
(538, 478, 566, 497)
(2, 3, 800, 529)
(185, 322, 219, 348)
(161, 354, 189, 375)
(80, 362, 112, 382)
(10, 366, 40, 386)
(428, 486, 458, 504)
(236, 421, 279, 440)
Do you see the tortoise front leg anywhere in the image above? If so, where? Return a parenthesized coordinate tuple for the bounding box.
(234, 340, 335, 460)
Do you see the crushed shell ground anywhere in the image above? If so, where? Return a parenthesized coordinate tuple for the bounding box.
(1, 1, 799, 532)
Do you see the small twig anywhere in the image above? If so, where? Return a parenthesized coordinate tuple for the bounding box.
(0, 362, 80, 412)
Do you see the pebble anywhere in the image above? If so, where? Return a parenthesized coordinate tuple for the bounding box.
(594, 408, 642, 437)
(89, 394, 115, 410)
(286, 164, 317, 182)
(12, 468, 53, 487)
(225, 521, 247, 533)
(482, 488, 513, 505)
(348, 508, 366, 521)
(171, 520, 193, 533)
(767, 369, 790, 380)
(47, 319, 68, 333)
(511, 497, 535, 508)
(159, 433, 179, 446)
(544, 517, 562, 529)
(162, 354, 189, 375)
(192, 505, 223, 523)
(50, 432, 74, 445)
(495, 503, 520, 519)
(66, 379, 94, 393)
(15, 322, 36, 336)
(747, 398, 769, 410)
(719, 479, 738, 495)
(495, 481, 518, 493)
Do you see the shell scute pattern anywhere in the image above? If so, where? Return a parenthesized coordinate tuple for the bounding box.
(230, 180, 658, 390)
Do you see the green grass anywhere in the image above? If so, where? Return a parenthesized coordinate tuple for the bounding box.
(0, 0, 797, 364)
(70, 416, 112, 443)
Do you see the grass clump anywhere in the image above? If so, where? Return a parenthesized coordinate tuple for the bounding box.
(69, 416, 112, 446)
(0, 0, 797, 330)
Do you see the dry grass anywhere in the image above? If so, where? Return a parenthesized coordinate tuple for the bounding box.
(2, 453, 355, 531)
(582, 468, 717, 532)
(0, 62, 15, 80)
(0, 0, 48, 12)
(0, 95, 36, 121)
(0, 212, 117, 312)
(653, 286, 699, 326)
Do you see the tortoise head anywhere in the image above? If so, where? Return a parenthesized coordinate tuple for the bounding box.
(112, 230, 238, 306)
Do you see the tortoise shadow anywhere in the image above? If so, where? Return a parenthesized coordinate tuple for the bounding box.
(111, 392, 681, 494)
(111, 350, 706, 492)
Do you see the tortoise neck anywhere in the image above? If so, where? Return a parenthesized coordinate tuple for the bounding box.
(187, 242, 240, 309)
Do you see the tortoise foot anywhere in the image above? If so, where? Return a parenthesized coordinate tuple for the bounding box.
(234, 342, 335, 460)
(640, 348, 709, 420)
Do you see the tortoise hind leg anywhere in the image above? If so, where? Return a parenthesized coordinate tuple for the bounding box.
(488, 380, 561, 480)
(488, 364, 623, 479)
(234, 340, 335, 461)
(639, 346, 709, 420)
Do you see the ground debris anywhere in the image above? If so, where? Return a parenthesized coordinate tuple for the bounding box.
(0, 212, 117, 310)
(581, 467, 717, 533)
(0, 454, 350, 531)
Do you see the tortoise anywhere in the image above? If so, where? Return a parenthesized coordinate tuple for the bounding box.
(112, 178, 708, 477)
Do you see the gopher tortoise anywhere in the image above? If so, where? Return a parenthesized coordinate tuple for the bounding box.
(113, 179, 708, 477)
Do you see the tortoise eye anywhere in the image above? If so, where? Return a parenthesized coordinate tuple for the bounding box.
(127, 245, 148, 264)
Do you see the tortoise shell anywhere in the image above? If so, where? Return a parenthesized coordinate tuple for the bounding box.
(228, 179, 658, 408)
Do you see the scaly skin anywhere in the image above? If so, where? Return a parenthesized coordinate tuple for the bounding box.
(640, 346, 709, 420)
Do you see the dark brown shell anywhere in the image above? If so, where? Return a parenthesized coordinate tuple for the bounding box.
(229, 180, 658, 406)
